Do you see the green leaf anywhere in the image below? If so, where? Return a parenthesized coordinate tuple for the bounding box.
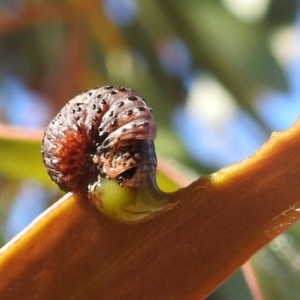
(251, 223, 300, 300)
(0, 131, 53, 187)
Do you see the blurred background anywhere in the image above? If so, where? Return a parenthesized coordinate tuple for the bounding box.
(1, 0, 300, 299)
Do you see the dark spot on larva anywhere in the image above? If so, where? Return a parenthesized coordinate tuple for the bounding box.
(128, 96, 138, 101)
(70, 109, 76, 114)
(99, 127, 103, 132)
(94, 132, 108, 147)
(75, 102, 83, 107)
(99, 131, 109, 140)
(96, 94, 101, 99)
(105, 85, 113, 89)
(88, 92, 93, 97)
(126, 110, 133, 116)
(47, 135, 51, 140)
(92, 104, 96, 110)
(118, 87, 126, 92)
(93, 116, 99, 122)
(75, 125, 82, 133)
(111, 91, 117, 95)
(117, 101, 124, 107)
(108, 111, 113, 117)
(144, 122, 149, 126)
(138, 107, 146, 112)
(96, 108, 102, 113)
(121, 128, 127, 133)
(76, 116, 80, 121)
(103, 139, 110, 147)
(101, 99, 107, 105)
(77, 106, 81, 112)
(134, 153, 141, 159)
(110, 120, 117, 127)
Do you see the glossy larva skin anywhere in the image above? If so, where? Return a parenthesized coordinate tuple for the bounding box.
(42, 86, 157, 192)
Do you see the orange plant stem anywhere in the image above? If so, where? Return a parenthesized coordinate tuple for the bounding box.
(1, 119, 300, 299)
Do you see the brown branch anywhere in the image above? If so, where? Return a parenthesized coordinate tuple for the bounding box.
(1, 118, 300, 299)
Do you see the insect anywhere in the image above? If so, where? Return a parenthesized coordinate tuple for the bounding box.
(41, 85, 157, 193)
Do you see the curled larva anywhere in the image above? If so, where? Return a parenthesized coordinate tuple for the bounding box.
(42, 85, 178, 222)
(41, 85, 157, 193)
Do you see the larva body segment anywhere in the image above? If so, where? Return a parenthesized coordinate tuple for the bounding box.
(42, 86, 157, 193)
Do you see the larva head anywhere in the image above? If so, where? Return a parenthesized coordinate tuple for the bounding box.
(94, 139, 157, 188)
